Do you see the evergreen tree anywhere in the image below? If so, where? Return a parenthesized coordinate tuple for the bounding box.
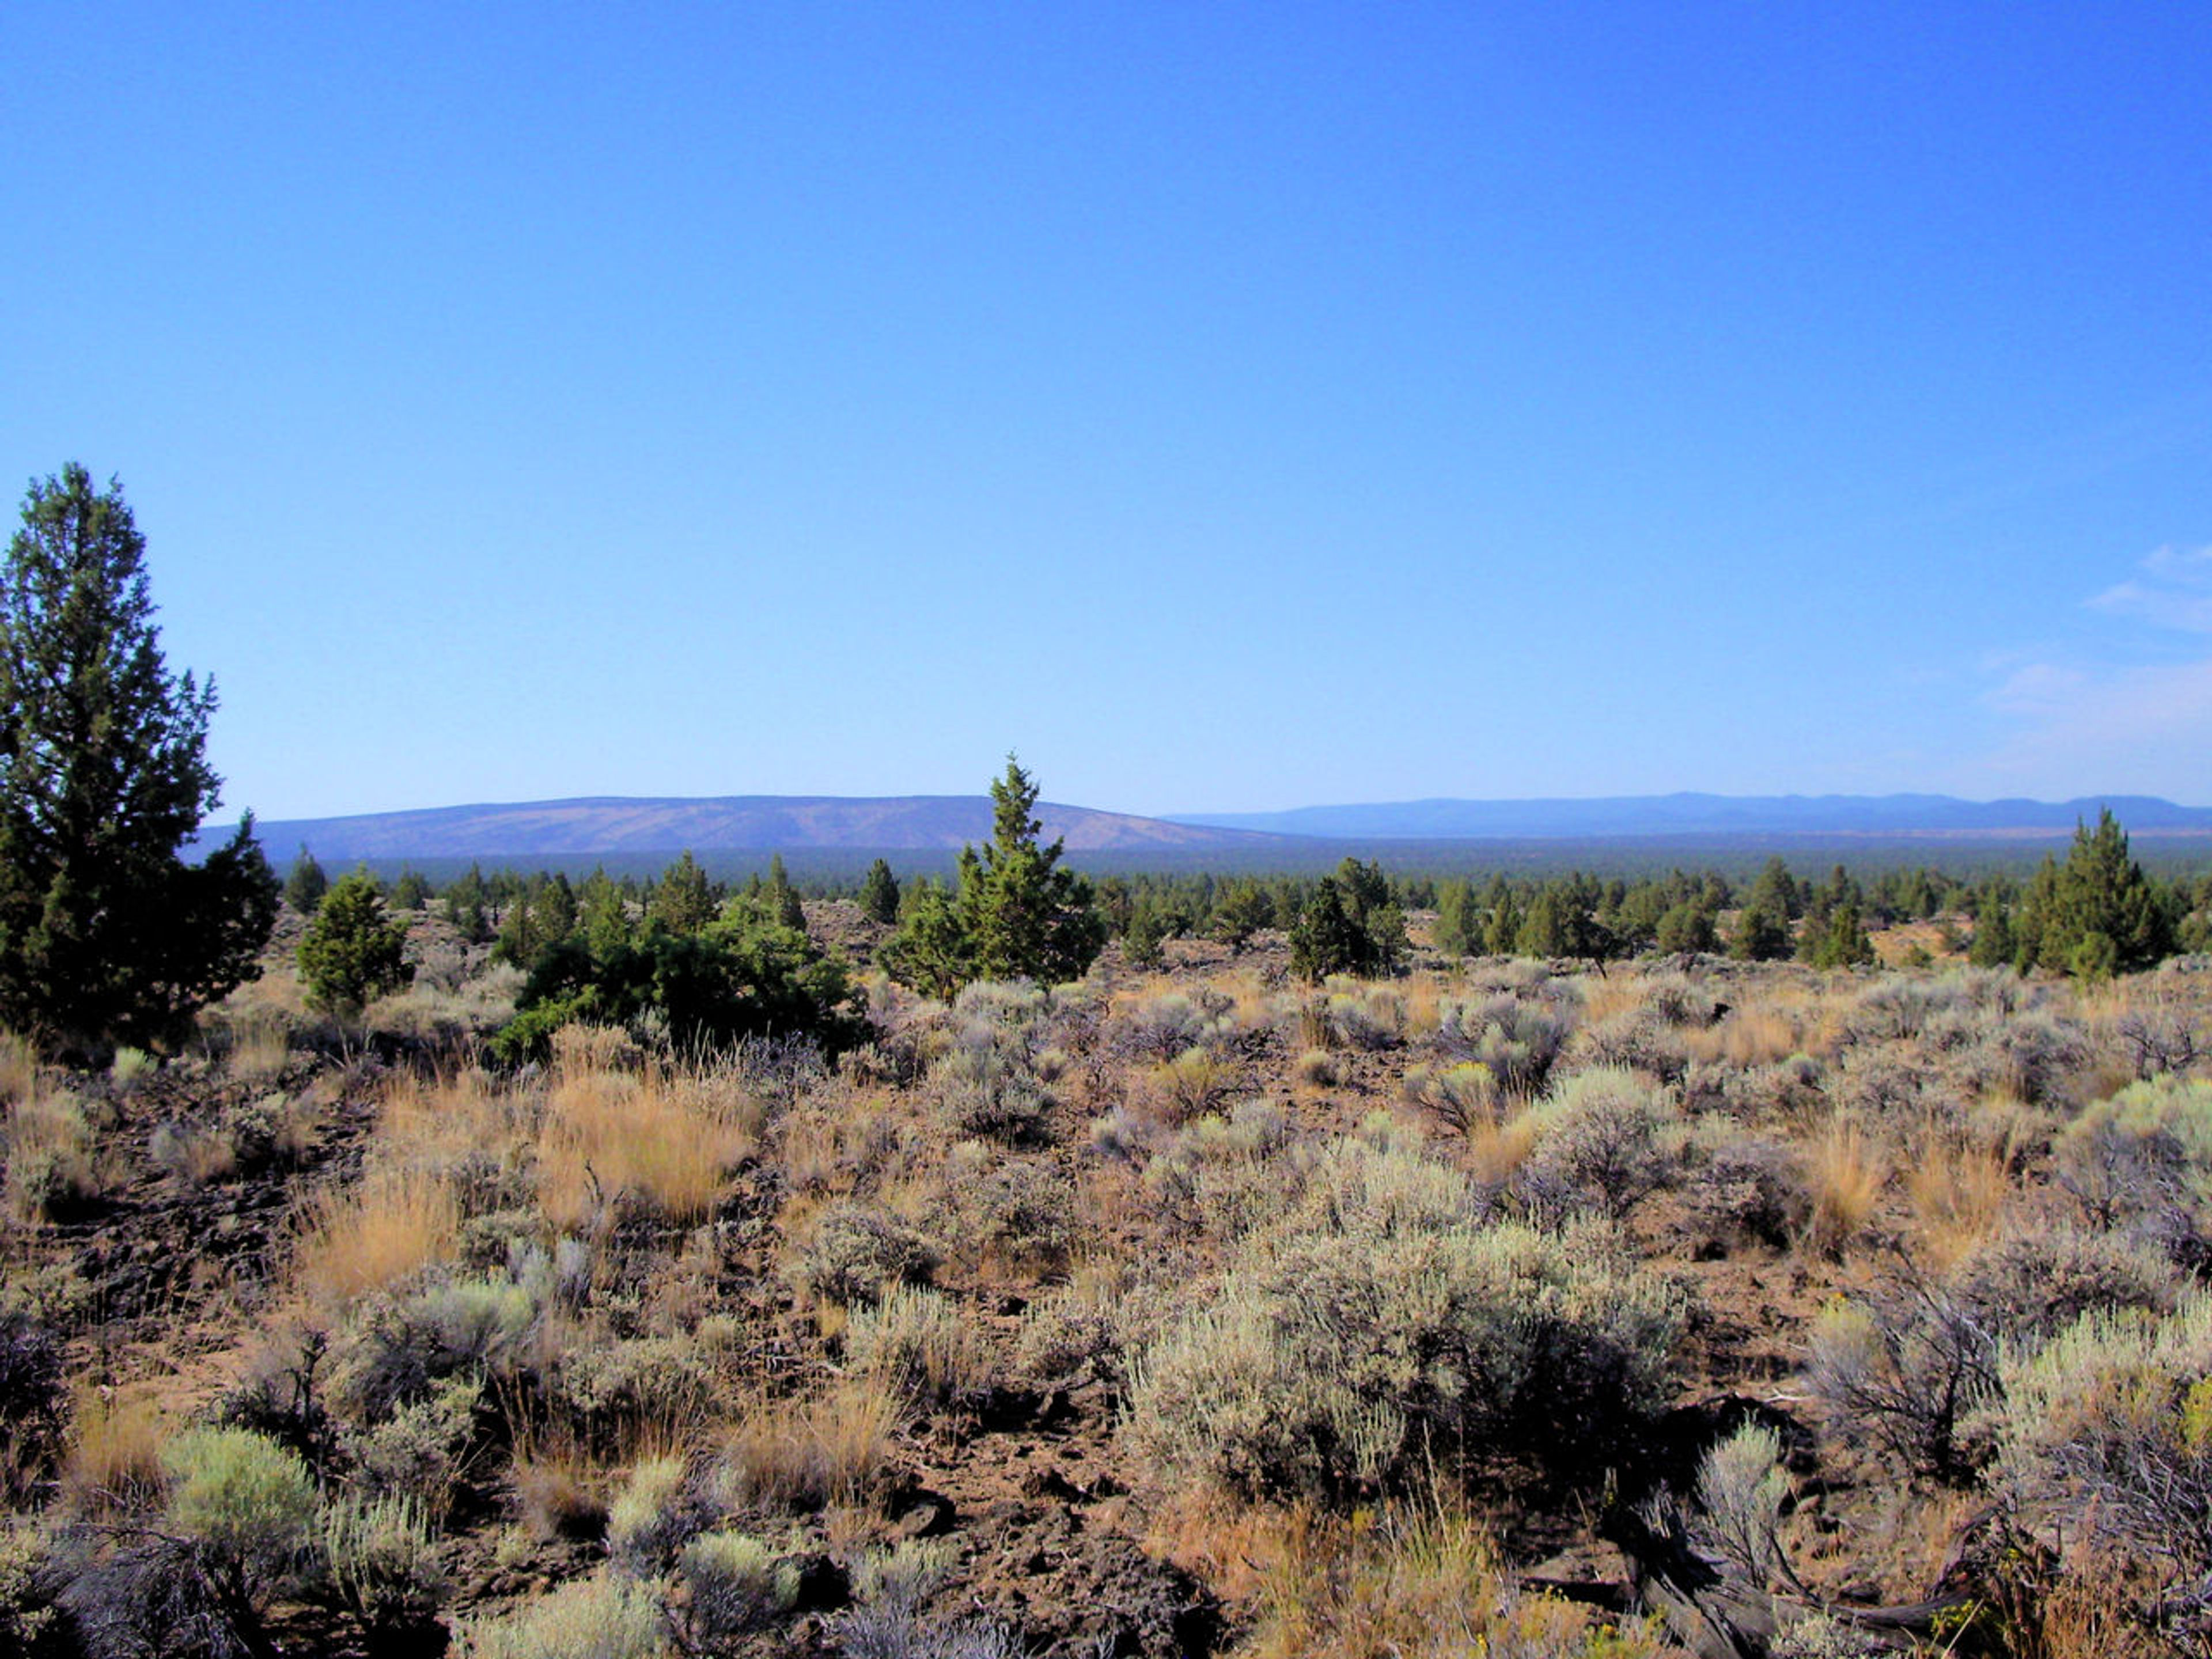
(651, 850, 717, 934)
(1432, 878, 1480, 956)
(0, 464, 279, 1051)
(1209, 878, 1274, 950)
(390, 870, 432, 912)
(1481, 876, 1522, 956)
(1288, 857, 1407, 981)
(859, 858, 901, 925)
(284, 847, 329, 915)
(766, 853, 807, 931)
(880, 758, 1106, 997)
(1966, 879, 2014, 969)
(1809, 898, 1876, 969)
(441, 862, 492, 944)
(298, 870, 412, 1017)
(2036, 809, 2173, 979)
(578, 866, 631, 960)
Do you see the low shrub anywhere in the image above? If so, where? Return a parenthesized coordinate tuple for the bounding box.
(606, 1453, 706, 1575)
(788, 1202, 939, 1308)
(452, 1569, 671, 1659)
(1518, 1066, 1684, 1220)
(677, 1529, 800, 1642)
(318, 1491, 448, 1641)
(1129, 1199, 1681, 1500)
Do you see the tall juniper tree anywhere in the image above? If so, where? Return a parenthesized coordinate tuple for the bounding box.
(0, 465, 277, 1052)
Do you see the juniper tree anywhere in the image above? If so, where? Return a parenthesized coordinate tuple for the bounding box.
(881, 758, 1105, 998)
(283, 847, 328, 915)
(0, 465, 278, 1052)
(858, 858, 900, 925)
(298, 870, 412, 1017)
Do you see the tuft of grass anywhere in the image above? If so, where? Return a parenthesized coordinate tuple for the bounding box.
(294, 1166, 462, 1306)
(1805, 1118, 1886, 1257)
(62, 1385, 170, 1515)
(1905, 1137, 2012, 1270)
(537, 1066, 759, 1230)
(718, 1378, 897, 1513)
(2, 1090, 100, 1224)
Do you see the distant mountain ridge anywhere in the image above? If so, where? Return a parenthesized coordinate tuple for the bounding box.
(196, 796, 1287, 862)
(192, 791, 2212, 866)
(1170, 792, 2212, 839)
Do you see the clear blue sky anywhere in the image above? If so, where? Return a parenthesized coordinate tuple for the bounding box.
(7, 2, 2209, 821)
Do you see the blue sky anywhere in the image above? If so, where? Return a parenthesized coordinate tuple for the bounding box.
(6, 2, 2208, 820)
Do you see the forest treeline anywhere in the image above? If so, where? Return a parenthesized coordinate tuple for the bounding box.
(293, 805, 2211, 991)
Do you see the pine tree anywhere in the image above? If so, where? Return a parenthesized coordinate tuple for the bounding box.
(651, 850, 717, 934)
(2036, 809, 2173, 979)
(0, 465, 278, 1052)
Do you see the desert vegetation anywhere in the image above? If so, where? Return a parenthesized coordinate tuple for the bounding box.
(6, 854, 2212, 1655)
(10, 468, 2212, 1655)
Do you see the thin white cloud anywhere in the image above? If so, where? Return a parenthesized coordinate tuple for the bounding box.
(2088, 543, 2212, 632)
(1972, 656, 2212, 798)
(1961, 544, 2212, 800)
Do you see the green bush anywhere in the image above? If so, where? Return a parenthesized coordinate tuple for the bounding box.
(1128, 1158, 1682, 1501)
(1520, 1067, 1684, 1220)
(606, 1455, 703, 1575)
(452, 1570, 671, 1659)
(678, 1529, 799, 1642)
(161, 1426, 318, 1621)
(1991, 1291, 2212, 1640)
(789, 1202, 940, 1308)
(318, 1491, 447, 1640)
(297, 870, 413, 1018)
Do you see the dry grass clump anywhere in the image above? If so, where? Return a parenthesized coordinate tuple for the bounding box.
(1903, 1136, 2012, 1270)
(2, 1087, 100, 1224)
(60, 1384, 171, 1514)
(1683, 1003, 1801, 1069)
(0, 1030, 39, 1105)
(536, 1065, 760, 1230)
(1804, 1116, 1886, 1256)
(294, 1165, 463, 1306)
(149, 1119, 238, 1188)
(718, 1378, 897, 1512)
(1240, 1499, 1670, 1659)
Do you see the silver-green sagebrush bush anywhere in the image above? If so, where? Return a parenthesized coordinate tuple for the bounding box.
(1127, 1136, 1683, 1500)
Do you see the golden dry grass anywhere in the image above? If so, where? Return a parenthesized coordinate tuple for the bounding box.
(2, 1090, 99, 1224)
(1805, 1117, 1886, 1257)
(1682, 1005, 1801, 1069)
(535, 1065, 761, 1231)
(718, 1378, 897, 1511)
(1463, 1110, 1536, 1187)
(1904, 1137, 2012, 1270)
(293, 1164, 461, 1306)
(61, 1385, 171, 1515)
(0, 1031, 40, 1107)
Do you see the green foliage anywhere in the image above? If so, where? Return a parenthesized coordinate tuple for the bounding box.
(161, 1426, 319, 1607)
(2016, 809, 2174, 980)
(677, 1530, 800, 1642)
(389, 869, 431, 911)
(881, 758, 1107, 998)
(859, 857, 901, 925)
(452, 1570, 671, 1659)
(1808, 899, 1875, 969)
(503, 903, 857, 1058)
(650, 849, 717, 935)
(0, 464, 280, 1052)
(1128, 1139, 1681, 1501)
(1289, 858, 1407, 982)
(298, 870, 414, 1017)
(284, 847, 329, 915)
